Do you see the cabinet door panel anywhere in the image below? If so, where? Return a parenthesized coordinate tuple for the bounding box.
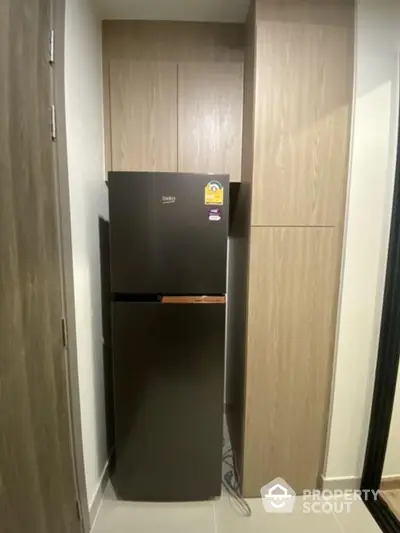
(251, 17, 353, 226)
(178, 62, 243, 182)
(243, 227, 338, 494)
(110, 60, 178, 172)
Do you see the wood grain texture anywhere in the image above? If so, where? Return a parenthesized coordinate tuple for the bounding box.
(102, 21, 244, 170)
(161, 296, 225, 303)
(178, 62, 243, 181)
(0, 0, 79, 532)
(110, 60, 178, 172)
(103, 21, 245, 63)
(381, 477, 400, 492)
(242, 227, 339, 495)
(380, 490, 400, 521)
(251, 0, 354, 226)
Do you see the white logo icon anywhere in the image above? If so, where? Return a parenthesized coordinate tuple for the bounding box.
(162, 196, 176, 204)
(260, 478, 296, 513)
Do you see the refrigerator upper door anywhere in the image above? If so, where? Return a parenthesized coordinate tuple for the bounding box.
(109, 172, 229, 295)
(154, 173, 228, 294)
(109, 172, 157, 294)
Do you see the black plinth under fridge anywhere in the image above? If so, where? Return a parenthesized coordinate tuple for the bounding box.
(108, 171, 229, 502)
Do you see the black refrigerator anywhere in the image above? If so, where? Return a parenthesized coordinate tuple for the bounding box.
(108, 171, 229, 502)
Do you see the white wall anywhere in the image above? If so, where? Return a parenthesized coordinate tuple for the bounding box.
(65, 0, 109, 507)
(323, 0, 400, 483)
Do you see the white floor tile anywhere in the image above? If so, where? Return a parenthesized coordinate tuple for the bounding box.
(215, 496, 344, 533)
(333, 499, 382, 533)
(92, 484, 215, 533)
(92, 484, 382, 533)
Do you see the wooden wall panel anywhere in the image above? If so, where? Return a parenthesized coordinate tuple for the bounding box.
(103, 21, 245, 62)
(251, 1, 354, 226)
(0, 0, 79, 531)
(178, 62, 243, 181)
(103, 21, 244, 171)
(109, 60, 178, 172)
(242, 227, 339, 495)
(237, 0, 354, 496)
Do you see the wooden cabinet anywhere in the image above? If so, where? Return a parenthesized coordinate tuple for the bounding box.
(250, 17, 353, 226)
(242, 226, 338, 494)
(107, 60, 243, 180)
(109, 60, 178, 172)
(178, 63, 244, 182)
(232, 0, 354, 498)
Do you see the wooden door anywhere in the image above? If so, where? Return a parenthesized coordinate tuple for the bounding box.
(109, 60, 178, 172)
(0, 1, 80, 532)
(243, 227, 338, 494)
(178, 62, 244, 182)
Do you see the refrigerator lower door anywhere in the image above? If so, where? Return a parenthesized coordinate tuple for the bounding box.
(111, 301, 226, 501)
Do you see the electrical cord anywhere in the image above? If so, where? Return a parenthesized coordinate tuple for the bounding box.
(222, 442, 252, 517)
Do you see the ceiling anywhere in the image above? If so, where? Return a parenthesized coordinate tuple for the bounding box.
(93, 0, 250, 23)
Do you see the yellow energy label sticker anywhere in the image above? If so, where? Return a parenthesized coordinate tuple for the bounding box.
(205, 181, 224, 205)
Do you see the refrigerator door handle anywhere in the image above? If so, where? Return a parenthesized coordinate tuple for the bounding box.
(161, 296, 225, 304)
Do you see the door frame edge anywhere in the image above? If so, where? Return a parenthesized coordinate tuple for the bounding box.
(52, 0, 90, 530)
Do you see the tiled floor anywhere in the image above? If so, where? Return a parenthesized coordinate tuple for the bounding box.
(92, 483, 382, 533)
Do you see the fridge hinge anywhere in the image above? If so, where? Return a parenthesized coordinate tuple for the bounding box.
(49, 30, 55, 64)
(61, 318, 68, 348)
(75, 500, 82, 522)
(50, 105, 56, 141)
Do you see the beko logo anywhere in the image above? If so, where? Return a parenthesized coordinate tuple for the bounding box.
(162, 196, 176, 204)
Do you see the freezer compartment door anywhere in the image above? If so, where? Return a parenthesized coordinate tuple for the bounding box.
(108, 172, 229, 294)
(109, 171, 158, 294)
(154, 173, 229, 294)
(111, 301, 226, 501)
